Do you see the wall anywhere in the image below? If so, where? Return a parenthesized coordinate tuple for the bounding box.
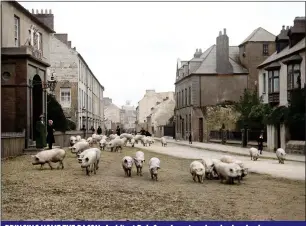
(150, 99, 175, 132)
(2, 2, 52, 64)
(104, 104, 121, 123)
(50, 36, 79, 122)
(1, 132, 26, 159)
(239, 42, 276, 90)
(53, 131, 93, 148)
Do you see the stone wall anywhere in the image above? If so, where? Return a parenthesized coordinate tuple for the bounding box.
(285, 140, 305, 155)
(206, 105, 240, 131)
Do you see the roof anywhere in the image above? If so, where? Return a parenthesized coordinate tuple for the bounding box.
(258, 38, 305, 68)
(77, 53, 105, 91)
(9, 1, 55, 33)
(239, 27, 276, 47)
(192, 45, 248, 74)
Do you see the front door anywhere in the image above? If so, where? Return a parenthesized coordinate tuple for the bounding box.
(199, 118, 203, 142)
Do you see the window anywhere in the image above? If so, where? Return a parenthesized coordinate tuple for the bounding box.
(262, 73, 266, 93)
(189, 87, 191, 105)
(182, 90, 184, 107)
(263, 44, 269, 56)
(60, 88, 71, 107)
(38, 32, 43, 52)
(287, 63, 301, 90)
(176, 92, 179, 108)
(185, 88, 187, 106)
(268, 70, 279, 93)
(14, 15, 20, 47)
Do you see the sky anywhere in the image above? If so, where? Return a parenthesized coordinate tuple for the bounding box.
(18, 0, 305, 107)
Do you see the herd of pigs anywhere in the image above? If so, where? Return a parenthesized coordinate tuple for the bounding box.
(31, 133, 287, 184)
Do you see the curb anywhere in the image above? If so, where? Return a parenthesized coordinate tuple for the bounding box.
(153, 138, 305, 163)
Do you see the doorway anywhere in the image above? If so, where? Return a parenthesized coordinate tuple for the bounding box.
(199, 118, 203, 142)
(181, 119, 185, 139)
(32, 74, 43, 141)
(276, 123, 281, 149)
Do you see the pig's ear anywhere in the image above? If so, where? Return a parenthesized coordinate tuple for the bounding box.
(68, 147, 72, 149)
(31, 155, 35, 158)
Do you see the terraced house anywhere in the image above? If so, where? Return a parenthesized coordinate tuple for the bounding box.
(257, 17, 306, 154)
(175, 27, 276, 142)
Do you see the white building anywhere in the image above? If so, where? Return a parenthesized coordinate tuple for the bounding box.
(121, 101, 137, 131)
(103, 97, 121, 129)
(257, 17, 305, 152)
(50, 33, 104, 130)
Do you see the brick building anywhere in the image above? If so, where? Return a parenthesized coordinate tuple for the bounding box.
(1, 1, 55, 147)
(174, 27, 276, 142)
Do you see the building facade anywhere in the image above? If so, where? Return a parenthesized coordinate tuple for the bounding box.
(1, 2, 55, 147)
(50, 33, 104, 131)
(136, 90, 174, 131)
(121, 101, 137, 132)
(238, 27, 276, 90)
(257, 17, 306, 151)
(103, 97, 121, 129)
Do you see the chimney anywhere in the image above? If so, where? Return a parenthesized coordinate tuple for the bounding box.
(216, 28, 233, 74)
(103, 97, 112, 106)
(32, 8, 54, 30)
(54, 33, 68, 45)
(288, 17, 306, 48)
(275, 25, 289, 53)
(68, 41, 72, 48)
(193, 48, 202, 58)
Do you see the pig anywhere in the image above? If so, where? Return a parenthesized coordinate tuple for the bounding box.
(134, 134, 143, 144)
(200, 158, 216, 179)
(161, 137, 167, 147)
(190, 161, 205, 183)
(149, 157, 161, 181)
(220, 155, 235, 163)
(249, 147, 260, 161)
(80, 138, 86, 143)
(78, 148, 101, 176)
(87, 137, 94, 146)
(76, 135, 82, 142)
(214, 161, 242, 184)
(133, 151, 145, 176)
(220, 156, 247, 179)
(31, 148, 66, 170)
(276, 148, 286, 164)
(70, 136, 77, 147)
(120, 133, 133, 141)
(121, 137, 128, 146)
(130, 138, 135, 147)
(141, 136, 150, 146)
(109, 134, 117, 140)
(107, 139, 124, 152)
(69, 141, 90, 155)
(122, 156, 134, 177)
(147, 137, 154, 145)
(99, 139, 107, 151)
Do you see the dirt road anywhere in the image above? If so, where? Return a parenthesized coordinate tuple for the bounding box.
(2, 146, 305, 220)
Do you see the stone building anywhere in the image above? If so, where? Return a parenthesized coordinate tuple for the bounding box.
(50, 33, 104, 130)
(175, 27, 277, 142)
(1, 1, 55, 147)
(238, 27, 276, 90)
(257, 17, 306, 153)
(121, 101, 137, 132)
(103, 97, 121, 130)
(136, 90, 174, 131)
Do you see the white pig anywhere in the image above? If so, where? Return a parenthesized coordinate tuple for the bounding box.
(122, 156, 134, 177)
(220, 155, 235, 163)
(200, 158, 216, 179)
(133, 151, 145, 176)
(276, 148, 286, 164)
(76, 135, 82, 142)
(120, 133, 133, 141)
(141, 136, 150, 146)
(70, 136, 77, 147)
(190, 161, 205, 183)
(78, 148, 101, 176)
(161, 137, 167, 147)
(249, 147, 260, 161)
(69, 141, 90, 155)
(130, 138, 135, 147)
(107, 139, 124, 152)
(99, 139, 107, 151)
(149, 157, 161, 181)
(214, 161, 242, 184)
(134, 134, 143, 144)
(31, 148, 66, 170)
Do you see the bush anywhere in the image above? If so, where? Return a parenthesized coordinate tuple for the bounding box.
(47, 94, 67, 132)
(66, 119, 76, 131)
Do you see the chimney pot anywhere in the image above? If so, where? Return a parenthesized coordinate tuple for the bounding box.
(36, 9, 39, 14)
(196, 48, 198, 52)
(41, 9, 43, 14)
(282, 25, 285, 30)
(223, 28, 226, 35)
(219, 31, 222, 36)
(199, 48, 202, 53)
(32, 9, 34, 13)
(45, 9, 48, 14)
(286, 26, 290, 30)
(49, 9, 52, 14)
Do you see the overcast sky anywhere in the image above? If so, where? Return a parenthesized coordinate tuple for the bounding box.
(19, 0, 305, 107)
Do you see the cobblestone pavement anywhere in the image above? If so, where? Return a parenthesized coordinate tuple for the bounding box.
(154, 137, 305, 162)
(135, 141, 305, 181)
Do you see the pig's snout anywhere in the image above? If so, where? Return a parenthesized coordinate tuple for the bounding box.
(78, 158, 82, 163)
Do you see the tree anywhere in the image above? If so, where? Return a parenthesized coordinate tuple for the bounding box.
(47, 94, 68, 132)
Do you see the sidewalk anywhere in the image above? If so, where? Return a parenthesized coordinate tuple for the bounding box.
(154, 137, 305, 163)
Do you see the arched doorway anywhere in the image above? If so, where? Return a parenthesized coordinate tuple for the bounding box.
(32, 74, 43, 141)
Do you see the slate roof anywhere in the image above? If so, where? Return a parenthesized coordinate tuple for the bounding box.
(239, 27, 276, 47)
(192, 45, 248, 74)
(258, 38, 305, 68)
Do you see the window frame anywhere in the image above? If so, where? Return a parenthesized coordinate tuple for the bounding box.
(185, 88, 187, 106)
(263, 43, 269, 56)
(60, 88, 71, 108)
(287, 63, 301, 90)
(14, 15, 20, 47)
(267, 70, 280, 94)
(262, 73, 266, 94)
